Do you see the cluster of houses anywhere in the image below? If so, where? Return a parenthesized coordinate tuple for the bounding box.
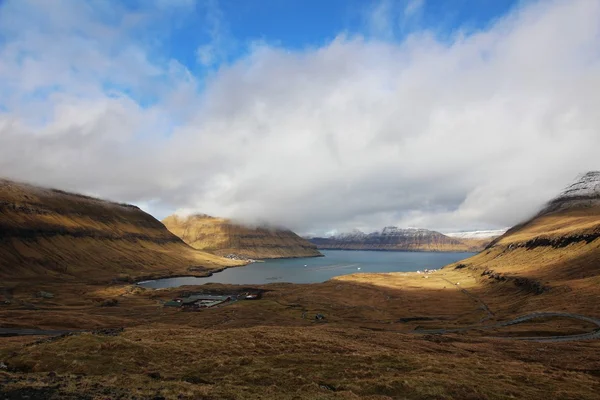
(416, 268, 437, 276)
(164, 292, 260, 311)
(223, 254, 257, 263)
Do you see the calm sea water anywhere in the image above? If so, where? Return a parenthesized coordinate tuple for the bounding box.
(138, 250, 475, 288)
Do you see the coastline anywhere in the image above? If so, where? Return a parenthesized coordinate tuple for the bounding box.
(135, 253, 324, 286)
(313, 248, 479, 254)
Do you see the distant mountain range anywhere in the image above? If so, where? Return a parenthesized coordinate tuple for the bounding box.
(308, 226, 498, 252)
(445, 229, 508, 239)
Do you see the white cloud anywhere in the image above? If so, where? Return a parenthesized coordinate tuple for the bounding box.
(366, 0, 425, 38)
(196, 44, 216, 66)
(367, 0, 395, 39)
(195, 0, 234, 67)
(404, 0, 424, 17)
(0, 0, 599, 235)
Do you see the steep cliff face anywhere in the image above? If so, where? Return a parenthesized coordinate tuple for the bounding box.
(309, 227, 485, 252)
(162, 214, 323, 259)
(0, 179, 240, 282)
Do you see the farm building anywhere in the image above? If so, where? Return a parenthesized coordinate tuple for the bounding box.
(164, 294, 234, 310)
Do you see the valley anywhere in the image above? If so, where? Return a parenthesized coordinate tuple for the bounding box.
(3, 0, 600, 398)
(1, 174, 600, 399)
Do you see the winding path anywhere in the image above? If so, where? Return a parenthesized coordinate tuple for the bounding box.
(414, 312, 600, 342)
(426, 275, 600, 342)
(0, 328, 74, 337)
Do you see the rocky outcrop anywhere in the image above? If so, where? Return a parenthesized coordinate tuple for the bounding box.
(162, 214, 323, 259)
(0, 179, 238, 281)
(481, 269, 550, 295)
(309, 227, 485, 252)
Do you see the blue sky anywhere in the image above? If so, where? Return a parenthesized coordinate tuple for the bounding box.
(0, 0, 522, 111)
(0, 0, 599, 234)
(134, 0, 521, 78)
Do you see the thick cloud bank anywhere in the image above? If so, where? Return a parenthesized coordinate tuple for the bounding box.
(1, 0, 599, 235)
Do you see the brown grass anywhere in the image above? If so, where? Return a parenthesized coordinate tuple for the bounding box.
(2, 182, 600, 399)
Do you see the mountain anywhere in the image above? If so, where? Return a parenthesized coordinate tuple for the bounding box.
(453, 171, 600, 312)
(445, 229, 507, 239)
(309, 226, 486, 252)
(486, 171, 600, 253)
(0, 179, 240, 282)
(162, 214, 323, 259)
(536, 170, 600, 215)
(2, 174, 600, 399)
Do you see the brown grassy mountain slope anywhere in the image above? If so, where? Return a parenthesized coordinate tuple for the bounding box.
(163, 214, 322, 259)
(0, 179, 241, 282)
(309, 227, 487, 252)
(438, 171, 600, 317)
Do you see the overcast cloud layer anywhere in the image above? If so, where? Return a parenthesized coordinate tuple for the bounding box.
(1, 0, 599, 235)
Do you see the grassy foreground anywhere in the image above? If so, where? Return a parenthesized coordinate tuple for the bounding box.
(2, 264, 600, 399)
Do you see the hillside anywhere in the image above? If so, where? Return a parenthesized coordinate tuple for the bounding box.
(309, 227, 487, 252)
(162, 214, 322, 259)
(438, 171, 600, 316)
(0, 179, 241, 282)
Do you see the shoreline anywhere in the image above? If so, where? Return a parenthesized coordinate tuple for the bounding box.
(314, 248, 479, 254)
(135, 253, 324, 287)
(136, 250, 463, 288)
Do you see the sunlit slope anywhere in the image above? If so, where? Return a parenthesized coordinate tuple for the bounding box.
(0, 179, 240, 282)
(461, 206, 600, 281)
(438, 172, 600, 317)
(463, 172, 600, 280)
(163, 214, 322, 259)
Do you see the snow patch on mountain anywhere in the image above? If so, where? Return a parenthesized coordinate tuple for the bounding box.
(332, 227, 441, 240)
(445, 229, 507, 239)
(538, 171, 600, 215)
(556, 171, 600, 199)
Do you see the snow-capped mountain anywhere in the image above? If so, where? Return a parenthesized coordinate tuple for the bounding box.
(539, 171, 600, 215)
(558, 171, 600, 199)
(308, 227, 488, 252)
(445, 229, 508, 239)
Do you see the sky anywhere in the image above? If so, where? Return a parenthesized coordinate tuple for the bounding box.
(0, 0, 599, 236)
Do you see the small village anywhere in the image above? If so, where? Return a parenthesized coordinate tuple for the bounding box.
(163, 291, 261, 311)
(223, 253, 258, 263)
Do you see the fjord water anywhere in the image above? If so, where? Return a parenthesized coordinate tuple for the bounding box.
(139, 250, 475, 288)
